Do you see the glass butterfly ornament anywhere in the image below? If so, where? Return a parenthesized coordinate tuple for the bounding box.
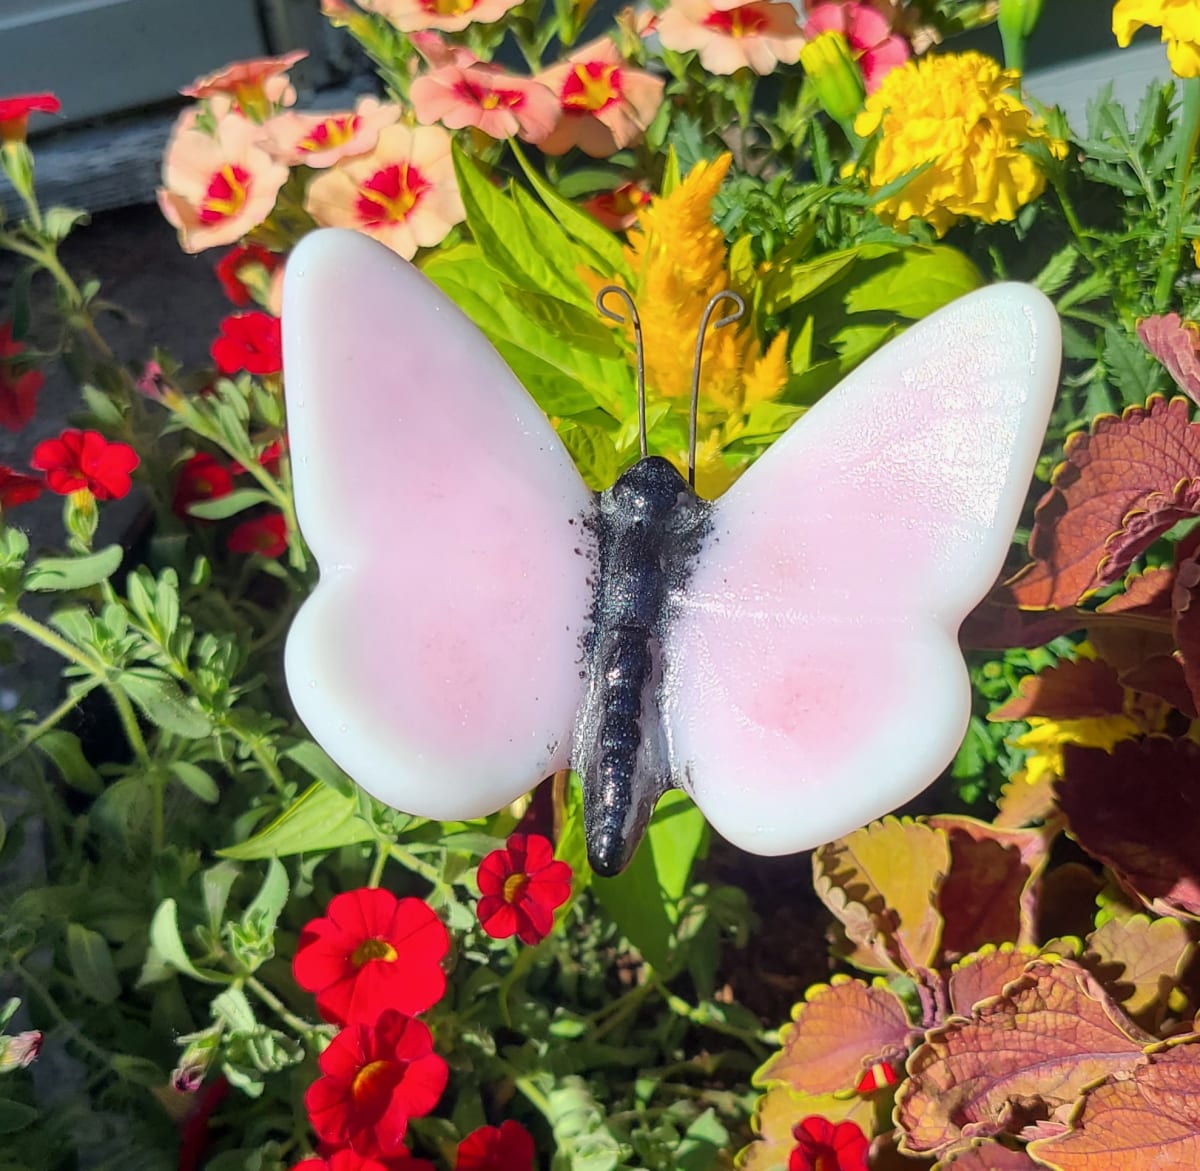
(282, 228, 1061, 876)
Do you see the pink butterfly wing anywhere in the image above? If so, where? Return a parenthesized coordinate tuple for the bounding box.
(283, 229, 594, 820)
(661, 284, 1061, 855)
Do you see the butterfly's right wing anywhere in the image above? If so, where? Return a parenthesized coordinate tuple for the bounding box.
(283, 229, 595, 820)
(661, 284, 1060, 856)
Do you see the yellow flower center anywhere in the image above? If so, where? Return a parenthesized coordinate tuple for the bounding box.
(422, 0, 476, 15)
(355, 163, 431, 227)
(200, 164, 250, 223)
(350, 937, 398, 966)
(562, 62, 622, 113)
(502, 873, 529, 904)
(300, 114, 359, 153)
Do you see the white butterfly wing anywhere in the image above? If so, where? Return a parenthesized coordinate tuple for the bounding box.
(661, 284, 1060, 855)
(283, 229, 594, 820)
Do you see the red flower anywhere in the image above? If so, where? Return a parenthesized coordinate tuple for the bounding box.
(227, 512, 288, 557)
(30, 429, 138, 500)
(456, 1120, 536, 1171)
(293, 888, 449, 1026)
(0, 93, 60, 143)
(0, 322, 43, 431)
(854, 1061, 898, 1094)
(211, 310, 283, 376)
(173, 452, 235, 518)
(304, 1010, 448, 1158)
(788, 1117, 869, 1171)
(0, 466, 42, 508)
(178, 1076, 231, 1171)
(215, 243, 282, 307)
(476, 833, 571, 946)
(292, 1149, 436, 1171)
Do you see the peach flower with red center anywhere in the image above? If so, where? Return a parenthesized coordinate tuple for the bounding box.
(411, 61, 559, 141)
(804, 2, 908, 92)
(658, 0, 807, 75)
(532, 38, 664, 157)
(362, 0, 522, 34)
(264, 97, 401, 168)
(182, 50, 306, 118)
(582, 180, 651, 231)
(305, 123, 464, 260)
(158, 114, 289, 253)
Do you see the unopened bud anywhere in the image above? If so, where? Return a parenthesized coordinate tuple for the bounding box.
(998, 0, 1044, 73)
(0, 1030, 42, 1072)
(800, 31, 867, 131)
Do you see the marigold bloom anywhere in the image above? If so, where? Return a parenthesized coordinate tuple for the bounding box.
(212, 311, 283, 376)
(789, 1116, 869, 1171)
(182, 50, 306, 116)
(0, 468, 42, 509)
(804, 1, 908, 92)
(0, 322, 43, 430)
(305, 123, 464, 259)
(476, 833, 571, 945)
(173, 453, 235, 519)
(456, 1120, 536, 1171)
(1114, 0, 1200, 77)
(158, 114, 289, 253)
(264, 97, 402, 168)
(853, 51, 1066, 236)
(532, 38, 664, 157)
(227, 512, 288, 557)
(657, 0, 806, 76)
(31, 430, 139, 500)
(293, 888, 450, 1025)
(0, 93, 60, 143)
(411, 64, 559, 141)
(363, 0, 523, 33)
(305, 1010, 448, 1157)
(582, 181, 650, 231)
(215, 242, 282, 307)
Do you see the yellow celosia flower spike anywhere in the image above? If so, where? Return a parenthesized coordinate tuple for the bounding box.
(1114, 0, 1200, 78)
(853, 50, 1067, 237)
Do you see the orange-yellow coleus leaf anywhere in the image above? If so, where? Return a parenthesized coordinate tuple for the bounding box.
(1027, 1041, 1200, 1171)
(994, 769, 1057, 830)
(736, 1082, 877, 1171)
(755, 975, 914, 1096)
(813, 817, 950, 974)
(895, 959, 1153, 1159)
(1057, 737, 1200, 920)
(945, 945, 1042, 1017)
(1082, 910, 1196, 1031)
(1008, 397, 1200, 608)
(927, 816, 1051, 963)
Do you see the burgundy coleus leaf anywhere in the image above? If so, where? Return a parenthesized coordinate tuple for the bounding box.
(812, 818, 950, 975)
(946, 945, 1042, 1018)
(1027, 1040, 1200, 1170)
(1008, 397, 1200, 609)
(1138, 313, 1200, 404)
(1097, 565, 1176, 616)
(756, 975, 914, 1096)
(1082, 911, 1196, 1032)
(936, 1140, 1045, 1168)
(959, 586, 1086, 651)
(1171, 544, 1200, 714)
(926, 817, 1051, 963)
(894, 959, 1153, 1159)
(1057, 738, 1200, 920)
(989, 659, 1127, 723)
(738, 1084, 877, 1171)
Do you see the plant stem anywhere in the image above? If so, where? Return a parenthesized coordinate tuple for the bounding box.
(15, 962, 114, 1068)
(245, 974, 318, 1039)
(0, 681, 97, 769)
(368, 842, 389, 888)
(1154, 77, 1200, 309)
(388, 843, 444, 887)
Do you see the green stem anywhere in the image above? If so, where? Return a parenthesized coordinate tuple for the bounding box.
(653, 980, 772, 1057)
(368, 842, 389, 888)
(245, 975, 319, 1039)
(388, 843, 444, 887)
(514, 1075, 554, 1118)
(0, 681, 97, 769)
(1155, 76, 1200, 309)
(15, 962, 114, 1068)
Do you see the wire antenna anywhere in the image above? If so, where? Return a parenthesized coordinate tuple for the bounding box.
(596, 285, 647, 458)
(689, 290, 745, 488)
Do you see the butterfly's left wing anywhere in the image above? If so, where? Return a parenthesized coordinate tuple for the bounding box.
(661, 284, 1060, 855)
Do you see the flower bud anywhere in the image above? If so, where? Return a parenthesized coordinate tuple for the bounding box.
(998, 0, 1044, 73)
(0, 1030, 42, 1072)
(800, 31, 867, 131)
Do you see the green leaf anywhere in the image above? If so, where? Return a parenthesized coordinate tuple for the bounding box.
(23, 544, 123, 592)
(1032, 243, 1079, 295)
(35, 729, 102, 795)
(243, 857, 289, 940)
(187, 488, 272, 521)
(760, 247, 863, 316)
(218, 782, 375, 859)
(121, 669, 211, 738)
(282, 740, 354, 798)
(66, 923, 121, 1004)
(677, 1108, 729, 1171)
(42, 206, 90, 242)
(0, 1100, 36, 1136)
(558, 420, 620, 491)
(843, 245, 983, 318)
(203, 861, 241, 933)
(81, 384, 125, 429)
(170, 761, 219, 803)
(145, 899, 224, 984)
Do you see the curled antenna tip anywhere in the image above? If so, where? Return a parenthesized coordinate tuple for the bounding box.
(705, 289, 746, 331)
(596, 284, 636, 324)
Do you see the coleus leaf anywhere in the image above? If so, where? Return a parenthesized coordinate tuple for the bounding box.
(945, 945, 1042, 1017)
(959, 586, 1085, 651)
(755, 975, 914, 1096)
(1171, 543, 1200, 713)
(1082, 910, 1195, 1031)
(1027, 1040, 1200, 1170)
(895, 959, 1152, 1159)
(988, 659, 1126, 722)
(1057, 738, 1200, 920)
(738, 1084, 878, 1171)
(994, 770, 1058, 831)
(1008, 397, 1200, 608)
(812, 817, 950, 974)
(926, 817, 1051, 963)
(1137, 313, 1200, 405)
(935, 1141, 1045, 1169)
